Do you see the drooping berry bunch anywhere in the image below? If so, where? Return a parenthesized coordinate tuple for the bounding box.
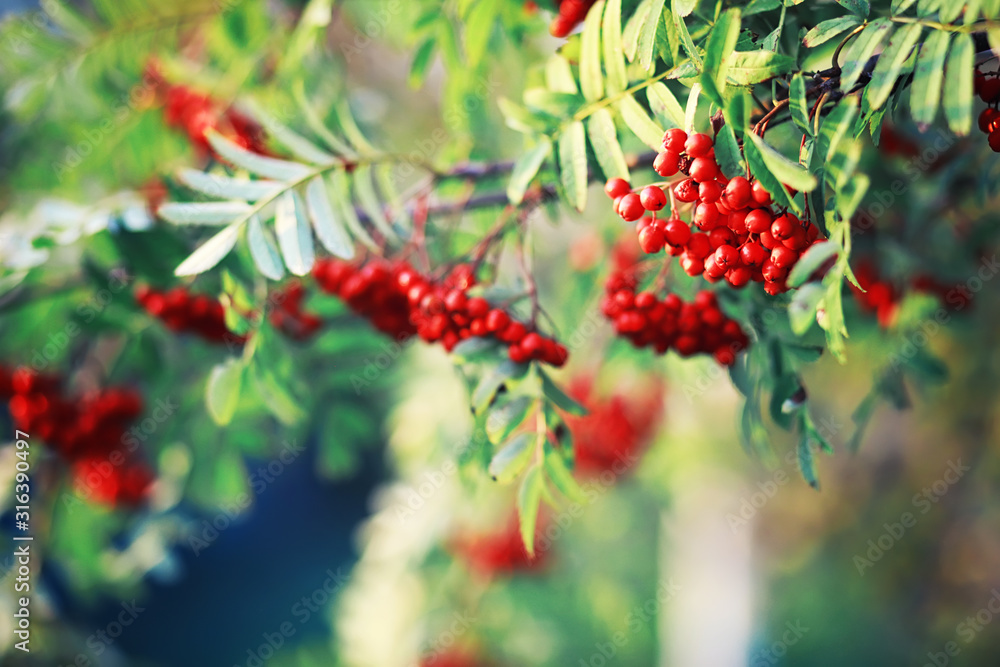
(975, 69, 1000, 151)
(548, 0, 598, 37)
(0, 365, 153, 507)
(268, 281, 324, 341)
(601, 245, 750, 366)
(313, 257, 568, 366)
(135, 285, 242, 345)
(606, 128, 824, 295)
(145, 63, 268, 155)
(850, 260, 973, 328)
(563, 375, 664, 477)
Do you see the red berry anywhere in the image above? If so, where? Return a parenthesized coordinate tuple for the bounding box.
(653, 150, 680, 177)
(726, 266, 752, 288)
(522, 332, 545, 359)
(638, 226, 666, 254)
(739, 242, 768, 267)
(698, 180, 723, 203)
(664, 218, 692, 246)
(693, 202, 720, 230)
(618, 193, 645, 221)
(444, 289, 467, 312)
(714, 245, 739, 268)
(466, 297, 489, 319)
(979, 108, 1000, 133)
(723, 177, 752, 209)
(605, 177, 632, 199)
(640, 186, 667, 211)
(744, 209, 772, 234)
(635, 292, 657, 310)
(990, 129, 1000, 153)
(509, 344, 529, 363)
(502, 321, 528, 343)
(684, 133, 714, 158)
(751, 180, 772, 206)
(674, 179, 699, 203)
(980, 78, 1000, 103)
(663, 128, 688, 152)
(686, 232, 712, 259)
(770, 245, 799, 269)
(689, 157, 718, 183)
(771, 214, 796, 240)
(485, 309, 510, 333)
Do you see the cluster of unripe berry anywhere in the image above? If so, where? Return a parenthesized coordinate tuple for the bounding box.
(135, 285, 240, 344)
(606, 128, 824, 295)
(975, 69, 1000, 151)
(548, 0, 598, 37)
(145, 62, 267, 155)
(313, 257, 568, 366)
(0, 366, 153, 507)
(602, 250, 749, 366)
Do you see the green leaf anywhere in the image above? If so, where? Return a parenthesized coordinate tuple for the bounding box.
(409, 39, 436, 88)
(247, 215, 285, 281)
(158, 202, 250, 226)
(836, 0, 870, 16)
(175, 223, 240, 277)
(866, 23, 922, 111)
(704, 8, 741, 93)
(622, 0, 651, 62)
(637, 0, 667, 71)
(840, 19, 893, 93)
(891, 0, 918, 13)
(305, 176, 355, 260)
(788, 283, 824, 335)
(489, 433, 534, 483)
(206, 130, 312, 181)
(251, 362, 305, 425)
(508, 139, 552, 205)
(472, 360, 526, 414)
(274, 191, 314, 276)
(587, 109, 631, 180)
(177, 169, 282, 201)
(685, 83, 701, 133)
(517, 464, 544, 556)
(725, 51, 795, 85)
(618, 95, 665, 149)
(602, 0, 627, 93)
(743, 136, 797, 213)
(330, 170, 377, 251)
(787, 241, 838, 287)
(545, 55, 578, 94)
(674, 0, 698, 18)
(671, 0, 702, 68)
(647, 82, 685, 129)
(802, 15, 863, 48)
(558, 120, 589, 211)
(353, 164, 396, 240)
(451, 336, 501, 363)
(909, 29, 951, 128)
(465, 0, 498, 67)
(797, 431, 820, 489)
(943, 34, 974, 136)
(788, 73, 811, 134)
(747, 133, 818, 192)
(714, 123, 743, 178)
(540, 368, 587, 416)
(543, 444, 588, 504)
(580, 0, 605, 102)
(486, 397, 533, 445)
(206, 359, 244, 426)
(250, 105, 336, 164)
(333, 99, 378, 155)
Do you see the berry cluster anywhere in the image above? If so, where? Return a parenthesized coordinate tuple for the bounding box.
(601, 247, 750, 365)
(268, 281, 323, 341)
(146, 63, 267, 155)
(564, 376, 663, 477)
(548, 0, 598, 37)
(451, 514, 549, 577)
(0, 366, 153, 507)
(313, 258, 568, 366)
(975, 69, 1000, 151)
(135, 285, 242, 345)
(850, 260, 973, 328)
(606, 128, 824, 295)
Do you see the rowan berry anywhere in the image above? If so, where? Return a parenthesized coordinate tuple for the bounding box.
(684, 133, 714, 158)
(605, 177, 632, 199)
(640, 186, 667, 211)
(618, 193, 645, 221)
